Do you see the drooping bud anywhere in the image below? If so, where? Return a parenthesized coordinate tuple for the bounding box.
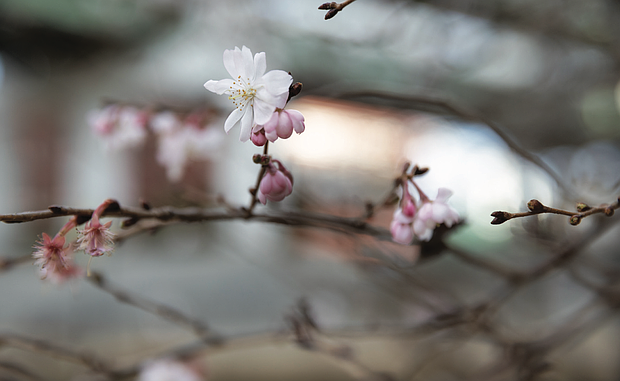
(604, 206, 615, 216)
(569, 215, 582, 226)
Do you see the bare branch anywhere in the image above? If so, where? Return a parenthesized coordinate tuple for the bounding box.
(318, 0, 358, 20)
(86, 272, 222, 345)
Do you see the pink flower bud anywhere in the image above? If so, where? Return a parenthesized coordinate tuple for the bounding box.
(390, 209, 414, 244)
(261, 109, 305, 142)
(257, 162, 294, 204)
(250, 128, 268, 146)
(402, 196, 416, 218)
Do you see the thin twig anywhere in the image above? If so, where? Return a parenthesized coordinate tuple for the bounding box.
(87, 272, 222, 345)
(0, 334, 117, 376)
(491, 198, 619, 225)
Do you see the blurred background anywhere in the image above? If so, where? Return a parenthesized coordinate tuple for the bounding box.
(1, 0, 620, 380)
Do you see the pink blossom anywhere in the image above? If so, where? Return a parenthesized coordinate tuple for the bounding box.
(254, 109, 305, 143)
(77, 200, 116, 257)
(77, 215, 115, 257)
(138, 359, 205, 381)
(33, 233, 71, 273)
(390, 209, 414, 244)
(257, 161, 293, 204)
(88, 105, 148, 151)
(32, 224, 83, 283)
(413, 188, 459, 241)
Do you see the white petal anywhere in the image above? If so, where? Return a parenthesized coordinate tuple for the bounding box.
(241, 46, 255, 80)
(232, 46, 246, 79)
(413, 218, 433, 241)
(224, 108, 244, 133)
(253, 98, 277, 125)
(435, 188, 453, 203)
(204, 79, 235, 94)
(239, 107, 254, 142)
(253, 52, 266, 79)
(260, 70, 292, 96)
(223, 49, 239, 79)
(256, 89, 288, 109)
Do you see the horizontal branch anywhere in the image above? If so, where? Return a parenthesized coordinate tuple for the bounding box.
(491, 198, 620, 226)
(0, 205, 393, 241)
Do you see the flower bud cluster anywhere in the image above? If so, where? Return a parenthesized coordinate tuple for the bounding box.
(390, 170, 459, 244)
(204, 46, 306, 205)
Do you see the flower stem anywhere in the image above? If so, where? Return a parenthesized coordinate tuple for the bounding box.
(246, 142, 270, 215)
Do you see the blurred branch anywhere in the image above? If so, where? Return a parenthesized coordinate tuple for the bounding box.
(0, 254, 32, 273)
(0, 360, 44, 381)
(87, 272, 222, 345)
(337, 91, 575, 198)
(0, 334, 122, 377)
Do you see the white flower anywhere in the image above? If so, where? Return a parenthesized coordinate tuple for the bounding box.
(204, 46, 292, 142)
(412, 188, 459, 241)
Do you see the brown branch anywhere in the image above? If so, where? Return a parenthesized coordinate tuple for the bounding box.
(0, 205, 392, 241)
(491, 198, 619, 225)
(318, 0, 358, 20)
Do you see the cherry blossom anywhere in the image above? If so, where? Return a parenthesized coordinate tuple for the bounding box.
(257, 161, 294, 204)
(76, 199, 116, 257)
(204, 46, 293, 142)
(412, 188, 460, 241)
(32, 218, 82, 283)
(88, 105, 148, 151)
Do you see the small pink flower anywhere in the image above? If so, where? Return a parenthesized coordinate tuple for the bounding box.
(77, 200, 116, 257)
(33, 233, 71, 272)
(253, 109, 305, 143)
(33, 220, 83, 283)
(257, 161, 293, 204)
(413, 188, 459, 241)
(77, 215, 115, 257)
